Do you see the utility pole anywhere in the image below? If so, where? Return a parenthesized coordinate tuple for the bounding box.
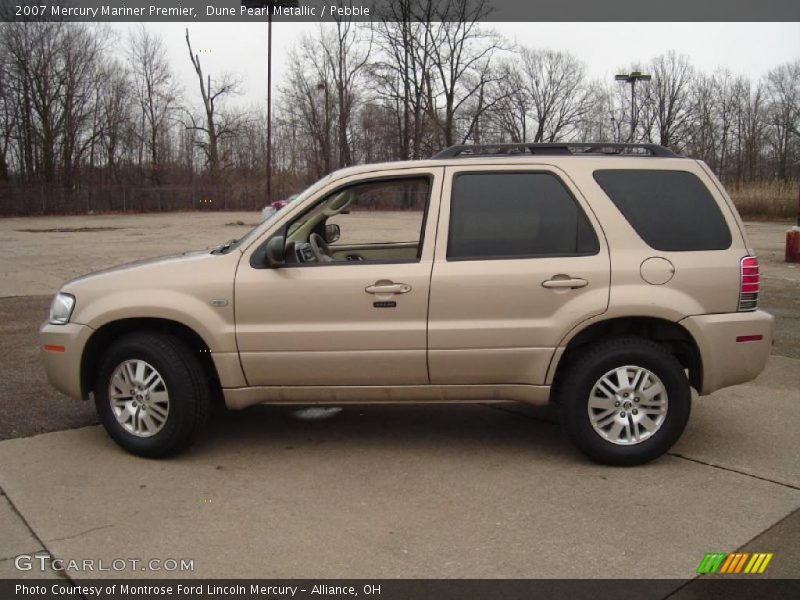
(615, 71, 651, 142)
(242, 0, 299, 205)
(267, 9, 272, 204)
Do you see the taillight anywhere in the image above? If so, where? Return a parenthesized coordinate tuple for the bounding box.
(739, 256, 759, 311)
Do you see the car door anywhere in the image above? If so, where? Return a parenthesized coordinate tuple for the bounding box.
(235, 167, 442, 387)
(428, 165, 610, 385)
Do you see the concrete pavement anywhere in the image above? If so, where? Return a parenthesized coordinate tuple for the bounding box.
(0, 356, 798, 580)
(672, 356, 800, 489)
(0, 493, 62, 579)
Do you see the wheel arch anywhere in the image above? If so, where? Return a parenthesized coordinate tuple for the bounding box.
(550, 316, 703, 394)
(80, 318, 222, 401)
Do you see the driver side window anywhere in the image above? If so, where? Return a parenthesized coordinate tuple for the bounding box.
(285, 176, 431, 265)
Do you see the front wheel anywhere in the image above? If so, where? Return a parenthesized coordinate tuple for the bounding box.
(557, 337, 691, 466)
(95, 332, 210, 458)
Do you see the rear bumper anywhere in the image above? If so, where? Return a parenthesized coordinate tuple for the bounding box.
(39, 321, 94, 400)
(679, 310, 774, 395)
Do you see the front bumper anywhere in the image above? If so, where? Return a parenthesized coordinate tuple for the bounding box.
(679, 309, 774, 395)
(39, 321, 94, 400)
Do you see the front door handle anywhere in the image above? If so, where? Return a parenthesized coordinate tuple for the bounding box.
(542, 276, 588, 289)
(365, 281, 412, 295)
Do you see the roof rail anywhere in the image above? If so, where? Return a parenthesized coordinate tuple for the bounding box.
(432, 142, 678, 159)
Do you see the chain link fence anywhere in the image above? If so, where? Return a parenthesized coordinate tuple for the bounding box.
(0, 182, 270, 216)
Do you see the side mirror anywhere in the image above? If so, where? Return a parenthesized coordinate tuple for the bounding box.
(265, 235, 286, 268)
(324, 223, 341, 244)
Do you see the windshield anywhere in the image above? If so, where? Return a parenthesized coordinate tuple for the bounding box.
(217, 175, 332, 254)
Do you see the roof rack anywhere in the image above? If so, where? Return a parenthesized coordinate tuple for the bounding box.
(432, 142, 678, 159)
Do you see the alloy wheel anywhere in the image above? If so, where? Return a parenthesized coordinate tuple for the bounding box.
(108, 359, 170, 438)
(587, 365, 669, 445)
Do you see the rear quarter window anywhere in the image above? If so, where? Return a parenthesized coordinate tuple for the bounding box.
(593, 169, 732, 251)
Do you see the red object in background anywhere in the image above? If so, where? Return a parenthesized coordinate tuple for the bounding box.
(787, 229, 800, 263)
(787, 187, 800, 263)
(271, 193, 300, 212)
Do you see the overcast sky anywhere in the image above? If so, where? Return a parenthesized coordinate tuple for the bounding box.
(113, 22, 800, 110)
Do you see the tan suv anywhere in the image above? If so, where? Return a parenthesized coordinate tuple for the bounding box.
(40, 143, 774, 464)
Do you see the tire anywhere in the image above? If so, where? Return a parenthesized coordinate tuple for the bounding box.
(94, 332, 210, 458)
(556, 336, 691, 466)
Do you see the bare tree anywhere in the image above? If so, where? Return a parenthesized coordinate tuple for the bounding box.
(321, 4, 372, 167)
(0, 21, 798, 216)
(519, 48, 594, 143)
(128, 25, 178, 184)
(726, 77, 764, 183)
(372, 0, 433, 158)
(490, 60, 530, 142)
(184, 28, 240, 178)
(577, 81, 617, 143)
(96, 59, 134, 181)
(2, 21, 68, 184)
(60, 24, 109, 191)
(688, 72, 717, 165)
(0, 38, 15, 182)
(713, 69, 738, 177)
(487, 49, 595, 145)
(765, 60, 800, 180)
(281, 40, 337, 177)
(421, 0, 501, 147)
(645, 52, 695, 148)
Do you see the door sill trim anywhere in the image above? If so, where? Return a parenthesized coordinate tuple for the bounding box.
(223, 384, 550, 410)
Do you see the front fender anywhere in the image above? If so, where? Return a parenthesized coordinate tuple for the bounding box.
(62, 249, 240, 353)
(70, 289, 237, 353)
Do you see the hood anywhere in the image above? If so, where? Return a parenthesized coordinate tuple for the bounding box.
(61, 249, 241, 293)
(64, 250, 216, 287)
(57, 244, 241, 335)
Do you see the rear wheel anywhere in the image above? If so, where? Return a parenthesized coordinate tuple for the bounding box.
(557, 337, 691, 465)
(95, 332, 209, 458)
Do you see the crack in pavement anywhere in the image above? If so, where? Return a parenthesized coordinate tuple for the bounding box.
(667, 451, 800, 491)
(46, 524, 114, 543)
(0, 482, 73, 582)
(483, 400, 800, 493)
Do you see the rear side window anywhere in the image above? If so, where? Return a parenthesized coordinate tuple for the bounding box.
(593, 169, 732, 251)
(447, 172, 599, 260)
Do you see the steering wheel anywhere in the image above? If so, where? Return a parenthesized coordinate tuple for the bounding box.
(309, 233, 334, 263)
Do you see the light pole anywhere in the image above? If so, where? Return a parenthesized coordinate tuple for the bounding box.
(242, 0, 299, 205)
(615, 71, 651, 142)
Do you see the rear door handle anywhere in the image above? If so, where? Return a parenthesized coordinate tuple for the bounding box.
(365, 281, 412, 294)
(542, 277, 588, 289)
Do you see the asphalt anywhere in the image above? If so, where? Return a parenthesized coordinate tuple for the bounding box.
(761, 275, 800, 360)
(0, 295, 96, 440)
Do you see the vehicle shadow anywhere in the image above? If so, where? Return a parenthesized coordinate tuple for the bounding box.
(195, 401, 582, 463)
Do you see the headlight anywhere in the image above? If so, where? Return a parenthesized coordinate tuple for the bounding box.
(49, 293, 75, 325)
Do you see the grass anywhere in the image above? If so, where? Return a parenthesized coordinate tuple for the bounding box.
(728, 181, 799, 221)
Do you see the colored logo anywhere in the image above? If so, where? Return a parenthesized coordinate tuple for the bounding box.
(696, 552, 773, 575)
